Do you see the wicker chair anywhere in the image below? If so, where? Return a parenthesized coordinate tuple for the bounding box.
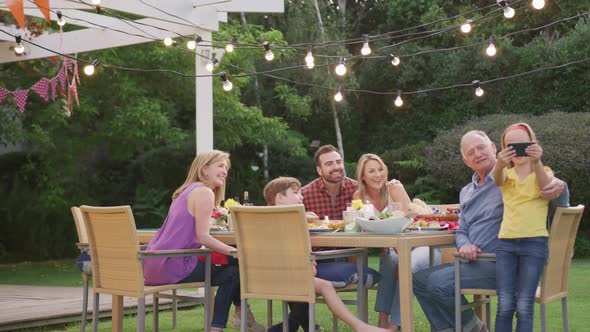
(71, 207, 92, 332)
(454, 205, 585, 332)
(230, 205, 369, 332)
(80, 205, 214, 332)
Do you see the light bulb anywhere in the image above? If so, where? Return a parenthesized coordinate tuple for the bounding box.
(84, 64, 95, 76)
(360, 34, 371, 55)
(335, 57, 347, 76)
(14, 43, 25, 54)
(391, 56, 400, 66)
(361, 43, 371, 55)
(335, 64, 346, 76)
(225, 43, 234, 53)
(503, 6, 515, 18)
(475, 87, 485, 97)
(532, 0, 545, 9)
(305, 51, 315, 69)
(265, 50, 274, 61)
(163, 37, 173, 47)
(461, 20, 473, 34)
(57, 17, 66, 26)
(394, 95, 403, 107)
(206, 62, 214, 72)
(334, 91, 343, 102)
(91, 0, 100, 4)
(223, 80, 233, 91)
(187, 40, 196, 50)
(486, 43, 496, 57)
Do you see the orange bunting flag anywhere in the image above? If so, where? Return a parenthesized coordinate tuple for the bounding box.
(5, 0, 26, 29)
(34, 0, 51, 23)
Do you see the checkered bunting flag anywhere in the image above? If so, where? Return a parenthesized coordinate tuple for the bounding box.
(0, 87, 9, 102)
(31, 78, 49, 102)
(57, 65, 66, 91)
(13, 89, 29, 113)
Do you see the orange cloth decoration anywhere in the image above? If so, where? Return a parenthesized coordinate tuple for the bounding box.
(33, 0, 51, 23)
(5, 0, 26, 29)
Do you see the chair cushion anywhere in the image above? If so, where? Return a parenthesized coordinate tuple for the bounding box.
(316, 262, 381, 289)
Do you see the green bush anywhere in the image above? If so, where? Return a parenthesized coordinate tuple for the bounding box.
(425, 112, 590, 243)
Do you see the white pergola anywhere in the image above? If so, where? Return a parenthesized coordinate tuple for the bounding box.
(0, 0, 284, 154)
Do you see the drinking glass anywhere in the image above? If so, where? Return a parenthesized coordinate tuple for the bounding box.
(343, 210, 358, 232)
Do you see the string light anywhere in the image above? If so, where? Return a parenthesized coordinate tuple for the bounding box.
(205, 58, 218, 72)
(486, 36, 497, 57)
(334, 86, 344, 102)
(461, 19, 473, 34)
(361, 34, 372, 56)
(389, 54, 401, 66)
(473, 80, 484, 97)
(335, 57, 347, 76)
(219, 72, 233, 91)
(186, 35, 202, 50)
(91, 0, 100, 5)
(394, 90, 404, 107)
(532, 0, 545, 9)
(56, 10, 66, 26)
(305, 47, 315, 69)
(83, 59, 100, 76)
(263, 41, 274, 61)
(497, 1, 515, 19)
(226, 36, 236, 53)
(163, 37, 174, 47)
(14, 34, 25, 54)
(95, 5, 101, 14)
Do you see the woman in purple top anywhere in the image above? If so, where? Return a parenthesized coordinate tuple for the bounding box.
(143, 150, 264, 332)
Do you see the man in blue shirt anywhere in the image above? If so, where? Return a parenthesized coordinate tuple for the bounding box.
(413, 130, 568, 332)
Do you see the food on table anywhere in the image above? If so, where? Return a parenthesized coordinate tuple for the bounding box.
(408, 202, 431, 215)
(414, 213, 460, 222)
(327, 221, 345, 231)
(307, 222, 329, 230)
(306, 211, 321, 224)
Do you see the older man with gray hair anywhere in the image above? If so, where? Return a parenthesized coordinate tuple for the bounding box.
(413, 130, 568, 332)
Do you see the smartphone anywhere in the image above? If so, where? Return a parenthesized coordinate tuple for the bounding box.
(507, 142, 534, 157)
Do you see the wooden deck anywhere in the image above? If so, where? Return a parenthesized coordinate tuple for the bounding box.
(0, 285, 202, 331)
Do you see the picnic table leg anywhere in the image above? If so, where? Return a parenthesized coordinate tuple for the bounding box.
(112, 295, 123, 332)
(397, 242, 414, 332)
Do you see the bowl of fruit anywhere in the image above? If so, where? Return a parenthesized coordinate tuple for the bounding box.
(355, 212, 412, 233)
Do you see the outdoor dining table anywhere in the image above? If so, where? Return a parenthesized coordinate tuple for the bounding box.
(127, 229, 456, 332)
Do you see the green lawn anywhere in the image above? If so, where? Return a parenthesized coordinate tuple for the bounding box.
(2, 258, 590, 331)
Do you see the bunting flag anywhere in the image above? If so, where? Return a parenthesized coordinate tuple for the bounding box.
(13, 90, 29, 113)
(33, 0, 51, 23)
(0, 87, 9, 102)
(57, 66, 66, 91)
(5, 0, 26, 29)
(31, 78, 49, 102)
(2, 61, 82, 114)
(73, 59, 80, 85)
(65, 57, 73, 72)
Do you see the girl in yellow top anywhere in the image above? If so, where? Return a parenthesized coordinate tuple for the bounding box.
(492, 123, 553, 332)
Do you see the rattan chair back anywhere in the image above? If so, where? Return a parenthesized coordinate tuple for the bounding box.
(231, 205, 316, 304)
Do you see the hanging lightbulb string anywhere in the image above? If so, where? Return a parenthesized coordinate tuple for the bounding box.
(281, 0, 510, 49)
(3, 26, 589, 103)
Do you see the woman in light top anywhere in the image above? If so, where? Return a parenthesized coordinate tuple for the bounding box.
(493, 123, 552, 332)
(143, 150, 264, 332)
(352, 153, 440, 332)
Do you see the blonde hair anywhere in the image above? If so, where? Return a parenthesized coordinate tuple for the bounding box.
(263, 177, 301, 206)
(172, 150, 230, 206)
(355, 153, 389, 207)
(500, 122, 538, 168)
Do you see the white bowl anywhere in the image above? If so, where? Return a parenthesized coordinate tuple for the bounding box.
(355, 216, 412, 233)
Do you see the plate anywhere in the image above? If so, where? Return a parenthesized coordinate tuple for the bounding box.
(309, 228, 333, 233)
(405, 226, 448, 231)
